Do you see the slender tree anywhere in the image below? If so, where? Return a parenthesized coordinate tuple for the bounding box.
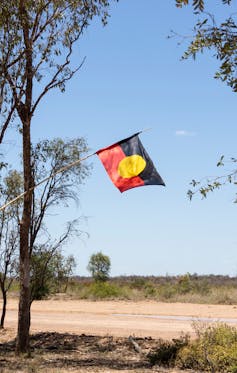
(24, 136, 89, 350)
(28, 137, 89, 304)
(0, 0, 115, 352)
(0, 137, 88, 329)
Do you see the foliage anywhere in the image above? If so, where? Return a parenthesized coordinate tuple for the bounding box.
(0, 170, 22, 327)
(175, 2, 237, 202)
(130, 277, 147, 289)
(175, 0, 233, 12)
(85, 281, 123, 299)
(143, 281, 157, 297)
(156, 273, 210, 300)
(64, 274, 237, 304)
(87, 252, 111, 282)
(175, 1, 237, 91)
(176, 323, 237, 372)
(30, 137, 91, 253)
(0, 0, 116, 142)
(0, 137, 88, 323)
(30, 244, 76, 301)
(176, 273, 193, 294)
(32, 137, 90, 189)
(67, 278, 127, 299)
(187, 156, 237, 202)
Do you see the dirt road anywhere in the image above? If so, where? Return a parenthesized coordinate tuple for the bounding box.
(3, 299, 237, 339)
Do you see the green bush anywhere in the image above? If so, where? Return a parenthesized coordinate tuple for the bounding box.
(176, 273, 193, 294)
(62, 275, 237, 304)
(90, 282, 119, 298)
(30, 248, 76, 301)
(84, 282, 126, 299)
(144, 282, 157, 298)
(176, 323, 237, 372)
(129, 277, 147, 289)
(157, 284, 177, 300)
(193, 279, 210, 296)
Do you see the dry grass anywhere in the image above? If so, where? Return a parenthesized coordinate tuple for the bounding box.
(66, 275, 237, 305)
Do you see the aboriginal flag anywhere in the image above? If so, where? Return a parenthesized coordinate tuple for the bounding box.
(96, 133, 165, 192)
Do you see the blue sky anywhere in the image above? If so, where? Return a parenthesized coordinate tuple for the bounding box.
(3, 1, 237, 276)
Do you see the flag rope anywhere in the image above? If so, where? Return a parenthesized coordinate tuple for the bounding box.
(0, 151, 96, 212)
(0, 128, 152, 211)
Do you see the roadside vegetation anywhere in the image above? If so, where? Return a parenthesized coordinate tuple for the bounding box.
(6, 272, 237, 305)
(30, 272, 237, 305)
(2, 271, 237, 372)
(176, 323, 237, 372)
(148, 323, 237, 373)
(1, 322, 236, 372)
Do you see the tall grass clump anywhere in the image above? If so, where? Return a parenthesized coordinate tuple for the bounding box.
(176, 323, 237, 372)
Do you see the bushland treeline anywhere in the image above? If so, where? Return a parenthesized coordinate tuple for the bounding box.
(63, 273, 237, 304)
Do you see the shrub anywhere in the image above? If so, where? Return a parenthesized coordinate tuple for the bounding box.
(64, 275, 237, 304)
(157, 284, 177, 300)
(144, 282, 157, 298)
(90, 282, 119, 298)
(176, 323, 237, 372)
(130, 277, 146, 289)
(30, 248, 76, 301)
(193, 278, 210, 296)
(176, 273, 193, 294)
(84, 282, 125, 299)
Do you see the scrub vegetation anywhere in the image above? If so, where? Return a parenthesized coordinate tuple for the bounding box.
(2, 274, 237, 372)
(147, 323, 237, 372)
(1, 322, 236, 372)
(6, 272, 237, 304)
(57, 273, 237, 304)
(176, 323, 237, 372)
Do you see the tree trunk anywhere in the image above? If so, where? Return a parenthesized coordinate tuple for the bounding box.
(0, 288, 7, 328)
(16, 119, 33, 354)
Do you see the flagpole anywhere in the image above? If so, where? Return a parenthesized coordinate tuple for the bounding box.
(0, 129, 153, 211)
(139, 127, 152, 134)
(0, 151, 96, 212)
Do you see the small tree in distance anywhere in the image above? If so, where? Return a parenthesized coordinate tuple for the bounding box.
(0, 170, 22, 328)
(87, 252, 111, 282)
(30, 246, 76, 302)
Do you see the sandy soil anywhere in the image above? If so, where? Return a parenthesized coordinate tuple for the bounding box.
(1, 300, 237, 372)
(0, 330, 192, 373)
(3, 299, 237, 339)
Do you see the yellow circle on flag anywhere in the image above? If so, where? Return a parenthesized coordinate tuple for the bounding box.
(118, 155, 146, 178)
